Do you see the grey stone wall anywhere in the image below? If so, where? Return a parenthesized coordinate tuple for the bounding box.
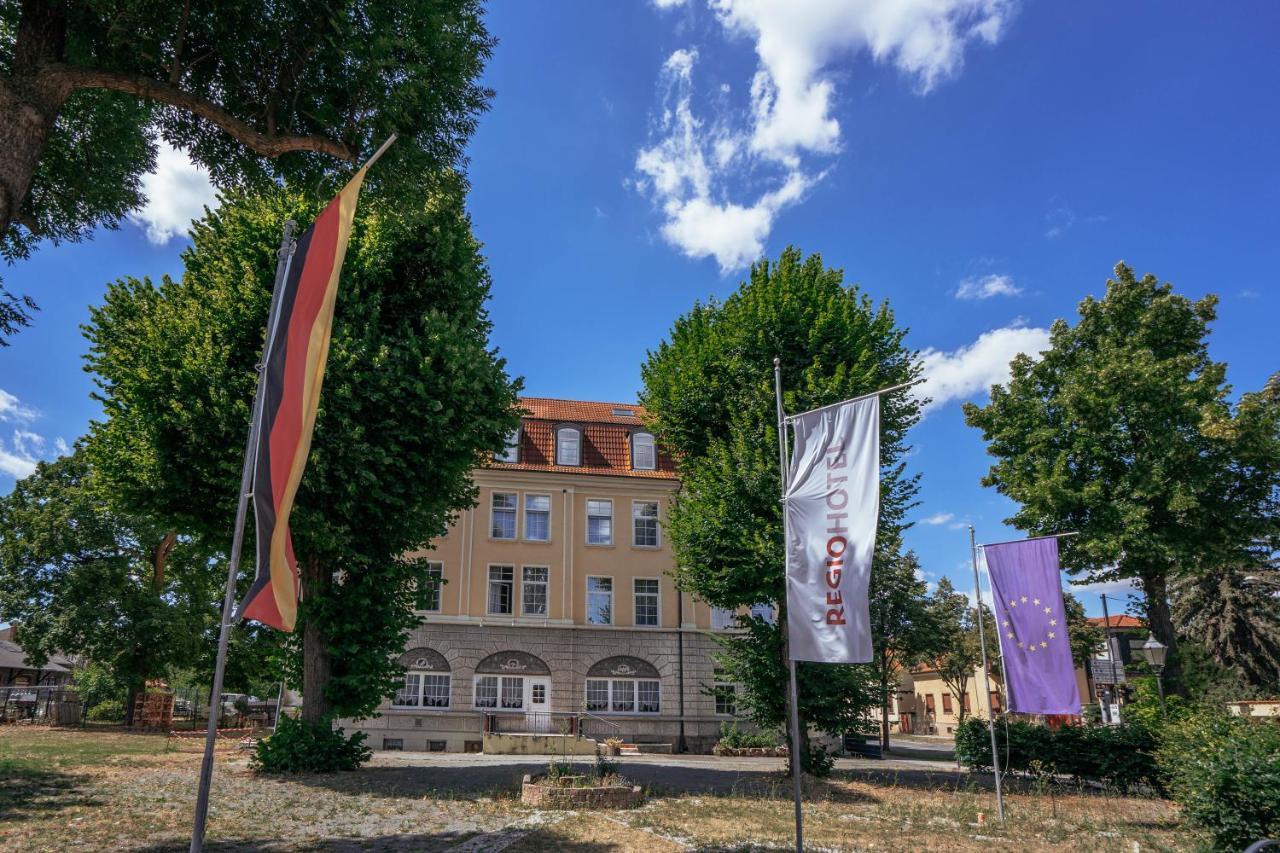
(341, 622, 736, 753)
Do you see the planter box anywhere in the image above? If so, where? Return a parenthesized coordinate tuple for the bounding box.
(521, 774, 643, 809)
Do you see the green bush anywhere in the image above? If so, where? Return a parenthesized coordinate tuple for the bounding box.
(250, 715, 371, 773)
(86, 699, 126, 722)
(788, 740, 835, 778)
(1159, 710, 1280, 851)
(955, 716, 1161, 793)
(73, 662, 127, 710)
(716, 722, 778, 749)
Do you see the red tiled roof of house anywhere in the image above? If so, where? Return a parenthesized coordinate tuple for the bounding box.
(1087, 615, 1144, 629)
(490, 397, 679, 480)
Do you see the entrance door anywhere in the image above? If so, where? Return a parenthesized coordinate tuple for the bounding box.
(526, 677, 551, 728)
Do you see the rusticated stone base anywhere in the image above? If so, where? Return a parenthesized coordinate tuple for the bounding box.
(520, 774, 643, 809)
(711, 745, 788, 757)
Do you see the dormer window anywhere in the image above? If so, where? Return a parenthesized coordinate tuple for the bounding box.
(495, 428, 520, 463)
(632, 432, 656, 470)
(556, 426, 581, 466)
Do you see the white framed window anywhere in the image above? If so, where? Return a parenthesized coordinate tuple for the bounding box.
(587, 576, 613, 625)
(583, 678, 660, 714)
(632, 500, 659, 548)
(634, 578, 660, 627)
(394, 672, 450, 709)
(524, 493, 551, 541)
(749, 603, 777, 624)
(422, 674, 450, 708)
(522, 566, 549, 616)
(713, 669, 736, 716)
(632, 432, 656, 470)
(585, 679, 610, 712)
(711, 607, 735, 630)
(394, 672, 421, 707)
(586, 499, 613, 545)
(556, 426, 581, 466)
(490, 492, 517, 540)
(474, 675, 498, 708)
(496, 428, 520, 463)
(415, 561, 444, 612)
(488, 565, 514, 615)
(500, 676, 523, 709)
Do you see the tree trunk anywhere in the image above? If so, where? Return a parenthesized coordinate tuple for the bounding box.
(1139, 567, 1183, 694)
(301, 559, 333, 724)
(1, 2, 70, 240)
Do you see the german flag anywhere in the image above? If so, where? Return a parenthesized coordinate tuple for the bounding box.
(238, 151, 383, 632)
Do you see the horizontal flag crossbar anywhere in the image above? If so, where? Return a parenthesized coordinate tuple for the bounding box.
(782, 380, 918, 423)
(978, 531, 1079, 549)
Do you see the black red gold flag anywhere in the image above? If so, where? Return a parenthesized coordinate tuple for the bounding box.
(238, 164, 373, 632)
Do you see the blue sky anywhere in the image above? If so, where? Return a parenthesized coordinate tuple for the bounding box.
(2, 0, 1277, 618)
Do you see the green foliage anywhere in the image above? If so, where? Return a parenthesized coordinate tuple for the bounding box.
(72, 661, 127, 710)
(1159, 709, 1280, 851)
(593, 746, 620, 780)
(923, 577, 997, 722)
(0, 1, 495, 341)
(641, 246, 921, 748)
(1062, 592, 1105, 670)
(1171, 564, 1280, 694)
(250, 715, 371, 773)
(0, 451, 265, 705)
(786, 740, 836, 778)
(83, 182, 520, 720)
(870, 550, 937, 742)
(955, 716, 1161, 793)
(964, 263, 1280, 688)
(715, 722, 778, 749)
(85, 700, 126, 723)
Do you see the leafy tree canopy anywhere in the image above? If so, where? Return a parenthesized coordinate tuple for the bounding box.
(0, 0, 494, 340)
(640, 246, 923, 757)
(0, 450, 272, 716)
(82, 181, 520, 721)
(964, 263, 1280, 687)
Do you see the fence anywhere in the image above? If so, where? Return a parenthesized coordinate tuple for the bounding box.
(0, 685, 82, 725)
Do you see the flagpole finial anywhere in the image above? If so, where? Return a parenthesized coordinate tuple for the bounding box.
(773, 356, 780, 367)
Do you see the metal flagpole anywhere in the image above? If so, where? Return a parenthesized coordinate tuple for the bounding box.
(773, 358, 804, 853)
(969, 525, 1005, 822)
(190, 219, 297, 853)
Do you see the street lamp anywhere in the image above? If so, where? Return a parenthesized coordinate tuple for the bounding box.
(1140, 633, 1168, 710)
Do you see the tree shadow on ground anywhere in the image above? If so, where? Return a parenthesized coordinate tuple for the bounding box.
(0, 763, 101, 821)
(134, 829, 482, 852)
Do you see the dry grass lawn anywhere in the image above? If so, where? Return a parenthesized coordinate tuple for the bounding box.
(0, 726, 1192, 851)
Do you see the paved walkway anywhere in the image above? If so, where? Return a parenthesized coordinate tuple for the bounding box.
(353, 750, 970, 797)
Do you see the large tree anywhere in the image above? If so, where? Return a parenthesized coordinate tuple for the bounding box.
(640, 246, 923, 768)
(82, 182, 519, 723)
(0, 0, 493, 341)
(869, 548, 936, 749)
(963, 263, 1278, 691)
(923, 577, 988, 724)
(0, 450, 270, 722)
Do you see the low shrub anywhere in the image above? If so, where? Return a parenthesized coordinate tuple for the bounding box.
(86, 699, 126, 722)
(955, 716, 1160, 793)
(1158, 709, 1280, 851)
(784, 740, 835, 778)
(716, 722, 778, 750)
(250, 715, 371, 773)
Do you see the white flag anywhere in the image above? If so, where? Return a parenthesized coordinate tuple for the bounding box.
(784, 396, 879, 663)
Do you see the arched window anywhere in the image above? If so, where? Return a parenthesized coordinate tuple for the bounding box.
(393, 648, 451, 709)
(556, 426, 581, 466)
(632, 432, 656, 470)
(585, 656, 661, 714)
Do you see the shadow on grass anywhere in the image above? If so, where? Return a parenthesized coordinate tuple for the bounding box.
(0, 760, 101, 822)
(134, 828, 486, 852)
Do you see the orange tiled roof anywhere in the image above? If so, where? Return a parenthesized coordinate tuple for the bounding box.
(491, 397, 679, 480)
(1087, 615, 1144, 629)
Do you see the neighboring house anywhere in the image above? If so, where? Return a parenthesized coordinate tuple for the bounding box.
(1226, 700, 1280, 718)
(0, 625, 75, 687)
(343, 398, 745, 753)
(1084, 614, 1147, 723)
(889, 664, 1007, 736)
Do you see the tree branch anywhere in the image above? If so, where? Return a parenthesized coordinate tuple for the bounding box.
(39, 64, 357, 162)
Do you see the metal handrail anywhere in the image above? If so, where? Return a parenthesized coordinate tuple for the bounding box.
(578, 710, 622, 734)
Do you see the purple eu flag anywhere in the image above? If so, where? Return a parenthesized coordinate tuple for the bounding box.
(984, 537, 1081, 716)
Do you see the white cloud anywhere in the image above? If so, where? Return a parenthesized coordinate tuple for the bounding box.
(921, 512, 955, 525)
(1068, 576, 1143, 600)
(0, 388, 36, 422)
(128, 141, 219, 244)
(635, 0, 1015, 272)
(916, 323, 1050, 415)
(955, 273, 1021, 300)
(653, 0, 688, 7)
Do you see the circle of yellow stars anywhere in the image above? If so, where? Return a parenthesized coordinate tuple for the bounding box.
(1002, 595, 1060, 653)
